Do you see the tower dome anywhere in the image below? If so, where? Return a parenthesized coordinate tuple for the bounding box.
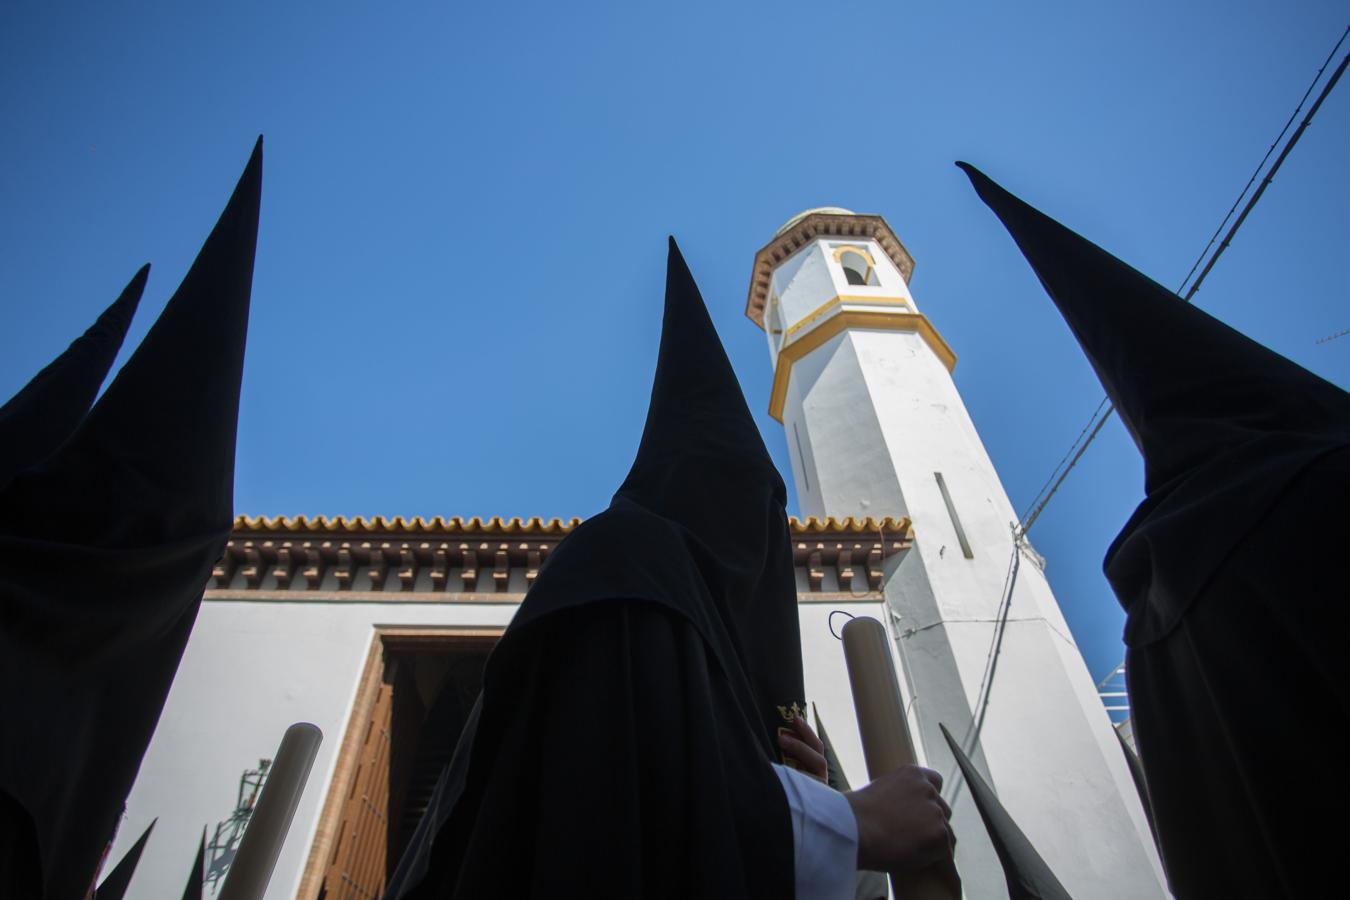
(774, 207, 856, 237)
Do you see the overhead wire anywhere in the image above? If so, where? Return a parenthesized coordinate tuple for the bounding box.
(1015, 26, 1350, 538)
(1175, 24, 1349, 300)
(945, 533, 1024, 808)
(1016, 395, 1110, 528)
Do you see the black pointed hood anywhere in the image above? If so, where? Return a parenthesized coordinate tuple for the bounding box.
(959, 162, 1350, 643)
(94, 820, 155, 900)
(958, 162, 1350, 490)
(383, 239, 802, 898)
(507, 237, 803, 747)
(0, 265, 146, 487)
(940, 725, 1072, 900)
(612, 237, 802, 742)
(180, 828, 205, 900)
(0, 139, 261, 900)
(617, 238, 784, 499)
(6, 138, 260, 550)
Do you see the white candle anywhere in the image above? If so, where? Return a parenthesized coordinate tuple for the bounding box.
(842, 617, 959, 900)
(842, 616, 918, 778)
(219, 722, 323, 900)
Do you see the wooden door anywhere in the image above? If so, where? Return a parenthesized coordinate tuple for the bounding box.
(319, 668, 394, 899)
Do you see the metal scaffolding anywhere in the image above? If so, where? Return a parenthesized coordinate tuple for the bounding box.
(204, 758, 272, 894)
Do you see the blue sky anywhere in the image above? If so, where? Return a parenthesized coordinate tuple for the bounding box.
(2, 1, 1346, 683)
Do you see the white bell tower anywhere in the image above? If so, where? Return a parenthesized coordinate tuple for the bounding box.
(747, 209, 1167, 898)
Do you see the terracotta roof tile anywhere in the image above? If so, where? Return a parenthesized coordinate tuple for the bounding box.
(232, 514, 912, 538)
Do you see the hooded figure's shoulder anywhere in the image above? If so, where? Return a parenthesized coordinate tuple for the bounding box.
(506, 503, 712, 639)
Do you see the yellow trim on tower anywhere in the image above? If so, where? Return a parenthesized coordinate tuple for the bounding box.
(768, 310, 957, 422)
(830, 245, 876, 266)
(785, 294, 913, 339)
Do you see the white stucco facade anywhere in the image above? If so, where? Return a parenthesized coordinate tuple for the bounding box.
(115, 597, 513, 900)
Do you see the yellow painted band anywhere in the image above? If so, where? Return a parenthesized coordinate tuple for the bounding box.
(785, 294, 912, 339)
(768, 310, 957, 422)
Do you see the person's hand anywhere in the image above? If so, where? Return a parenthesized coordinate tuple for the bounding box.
(844, 765, 958, 892)
(777, 714, 828, 783)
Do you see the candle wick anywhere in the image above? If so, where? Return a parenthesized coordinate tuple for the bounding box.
(828, 609, 856, 640)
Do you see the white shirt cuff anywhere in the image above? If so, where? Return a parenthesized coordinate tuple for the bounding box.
(772, 762, 859, 900)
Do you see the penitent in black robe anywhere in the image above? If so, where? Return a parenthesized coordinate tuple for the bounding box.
(386, 240, 805, 899)
(960, 162, 1350, 899)
(0, 141, 261, 900)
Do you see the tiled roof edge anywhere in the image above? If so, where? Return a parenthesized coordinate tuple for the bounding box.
(232, 514, 913, 537)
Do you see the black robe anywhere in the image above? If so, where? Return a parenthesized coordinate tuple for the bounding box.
(960, 162, 1350, 898)
(386, 241, 804, 899)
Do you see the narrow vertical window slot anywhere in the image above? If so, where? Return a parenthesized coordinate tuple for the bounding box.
(934, 472, 974, 559)
(793, 423, 811, 494)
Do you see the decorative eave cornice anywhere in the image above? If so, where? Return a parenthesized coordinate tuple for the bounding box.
(212, 515, 913, 596)
(790, 515, 912, 537)
(233, 515, 581, 535)
(230, 514, 912, 538)
(745, 213, 916, 329)
(791, 516, 913, 592)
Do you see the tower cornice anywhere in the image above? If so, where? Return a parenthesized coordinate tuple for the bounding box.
(745, 212, 916, 329)
(767, 308, 956, 422)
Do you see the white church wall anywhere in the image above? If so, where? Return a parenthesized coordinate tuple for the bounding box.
(112, 598, 516, 900)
